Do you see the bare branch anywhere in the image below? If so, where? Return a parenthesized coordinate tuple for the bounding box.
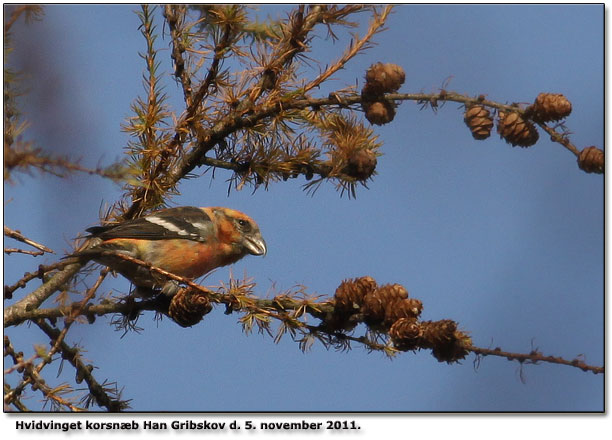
(4, 261, 74, 300)
(469, 345, 603, 375)
(4, 226, 54, 254)
(4, 262, 84, 326)
(4, 248, 45, 257)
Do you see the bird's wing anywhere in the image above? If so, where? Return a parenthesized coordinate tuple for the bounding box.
(86, 207, 214, 242)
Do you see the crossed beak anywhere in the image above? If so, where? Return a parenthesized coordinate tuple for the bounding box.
(244, 233, 267, 256)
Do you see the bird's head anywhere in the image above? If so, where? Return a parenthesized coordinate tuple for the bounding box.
(212, 208, 267, 257)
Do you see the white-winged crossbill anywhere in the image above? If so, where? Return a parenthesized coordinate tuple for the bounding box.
(75, 206, 266, 295)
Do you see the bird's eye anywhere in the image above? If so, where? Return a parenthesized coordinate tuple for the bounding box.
(237, 219, 250, 231)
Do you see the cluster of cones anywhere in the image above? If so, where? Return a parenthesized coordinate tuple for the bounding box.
(463, 92, 603, 173)
(359, 62, 602, 175)
(326, 276, 471, 363)
(166, 276, 472, 362)
(464, 93, 572, 147)
(361, 62, 405, 125)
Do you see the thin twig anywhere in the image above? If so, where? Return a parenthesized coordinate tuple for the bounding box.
(4, 248, 45, 256)
(164, 5, 192, 104)
(469, 345, 604, 374)
(185, 18, 234, 118)
(35, 320, 129, 411)
(3, 261, 84, 326)
(537, 122, 580, 157)
(4, 260, 74, 300)
(4, 352, 41, 375)
(4, 383, 30, 411)
(32, 270, 108, 380)
(4, 335, 84, 411)
(303, 5, 392, 94)
(4, 146, 126, 181)
(4, 226, 54, 254)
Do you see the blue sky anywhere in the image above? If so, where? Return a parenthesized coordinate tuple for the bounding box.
(3, 3, 603, 416)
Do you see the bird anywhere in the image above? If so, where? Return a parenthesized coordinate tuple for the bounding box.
(74, 206, 267, 295)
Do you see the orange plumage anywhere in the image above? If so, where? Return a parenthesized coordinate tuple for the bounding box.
(76, 207, 266, 294)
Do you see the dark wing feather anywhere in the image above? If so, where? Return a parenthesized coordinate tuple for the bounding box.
(86, 207, 214, 242)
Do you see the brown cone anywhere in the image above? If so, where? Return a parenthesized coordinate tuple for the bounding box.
(361, 83, 382, 101)
(365, 62, 405, 95)
(419, 319, 457, 347)
(419, 320, 471, 363)
(344, 149, 377, 180)
(464, 105, 494, 140)
(497, 111, 539, 147)
(168, 288, 213, 327)
(363, 100, 395, 125)
(577, 146, 604, 174)
(431, 332, 471, 363)
(384, 298, 423, 328)
(389, 317, 420, 351)
(326, 276, 378, 331)
(527, 93, 572, 122)
(362, 283, 409, 326)
(334, 276, 377, 316)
